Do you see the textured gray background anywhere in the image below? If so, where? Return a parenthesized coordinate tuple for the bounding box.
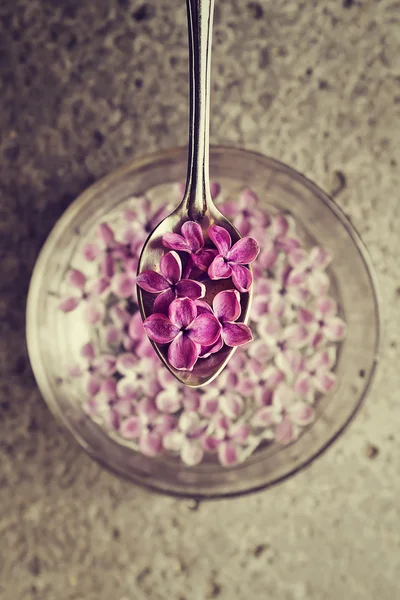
(0, 0, 399, 599)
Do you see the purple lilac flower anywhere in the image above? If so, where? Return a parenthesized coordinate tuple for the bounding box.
(203, 414, 250, 466)
(163, 411, 208, 466)
(119, 398, 176, 457)
(162, 221, 218, 272)
(294, 347, 337, 397)
(257, 317, 310, 377)
(208, 225, 260, 293)
(288, 245, 331, 296)
(196, 290, 253, 357)
(143, 297, 221, 371)
(69, 341, 116, 397)
(298, 296, 347, 348)
(219, 189, 270, 236)
(136, 251, 206, 315)
(59, 269, 108, 324)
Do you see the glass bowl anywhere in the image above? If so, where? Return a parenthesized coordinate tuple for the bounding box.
(26, 146, 381, 499)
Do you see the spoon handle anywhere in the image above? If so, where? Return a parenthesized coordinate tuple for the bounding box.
(184, 0, 215, 221)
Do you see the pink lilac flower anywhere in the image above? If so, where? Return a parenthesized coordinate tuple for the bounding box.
(69, 342, 116, 397)
(199, 369, 244, 418)
(163, 411, 208, 466)
(266, 264, 310, 319)
(162, 221, 217, 272)
(58, 269, 108, 324)
(116, 355, 161, 399)
(127, 311, 159, 361)
(273, 383, 316, 444)
(294, 347, 337, 398)
(288, 246, 331, 297)
(137, 251, 206, 315)
(208, 225, 260, 293)
(123, 197, 170, 236)
(196, 290, 252, 357)
(298, 296, 347, 348)
(257, 317, 310, 377)
(254, 214, 300, 270)
(143, 297, 221, 371)
(203, 414, 250, 466)
(219, 189, 270, 236)
(104, 302, 135, 351)
(119, 398, 176, 457)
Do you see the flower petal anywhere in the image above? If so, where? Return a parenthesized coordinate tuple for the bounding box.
(208, 224, 232, 256)
(251, 406, 278, 428)
(230, 423, 250, 444)
(208, 255, 232, 280)
(275, 348, 303, 376)
(313, 370, 336, 394)
(195, 299, 213, 315)
(136, 270, 169, 293)
(212, 289, 241, 322)
(294, 373, 312, 398)
(163, 431, 184, 451)
(143, 314, 179, 344)
(288, 402, 315, 426)
(98, 222, 115, 245)
(155, 389, 182, 413)
(160, 251, 182, 285)
(298, 308, 315, 325)
(111, 273, 135, 298)
(210, 181, 221, 200)
(275, 418, 299, 445)
(90, 277, 110, 296)
(284, 324, 309, 348)
(162, 232, 190, 252)
(272, 214, 289, 237)
(324, 317, 347, 341)
(181, 221, 204, 253)
(218, 442, 239, 467)
(219, 394, 244, 419)
(231, 264, 253, 292)
(308, 269, 330, 296)
(228, 237, 259, 264)
(176, 279, 206, 300)
(316, 296, 337, 317)
(92, 355, 116, 377)
(222, 322, 252, 347)
(309, 246, 332, 269)
(168, 297, 197, 329)
(101, 254, 115, 279)
(187, 313, 222, 346)
(68, 269, 86, 290)
(168, 333, 199, 371)
(120, 416, 141, 439)
(59, 297, 79, 312)
(199, 395, 219, 417)
(192, 248, 218, 271)
(239, 188, 258, 208)
(181, 440, 204, 466)
(84, 301, 103, 324)
(116, 352, 137, 374)
(198, 335, 223, 358)
(82, 242, 100, 261)
(153, 288, 176, 315)
(139, 431, 163, 457)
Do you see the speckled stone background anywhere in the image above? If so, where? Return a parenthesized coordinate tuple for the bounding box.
(0, 0, 399, 598)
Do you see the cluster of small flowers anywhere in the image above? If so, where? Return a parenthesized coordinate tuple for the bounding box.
(59, 184, 346, 467)
(136, 219, 259, 371)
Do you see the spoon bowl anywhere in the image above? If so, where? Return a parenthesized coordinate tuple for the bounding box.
(137, 199, 252, 387)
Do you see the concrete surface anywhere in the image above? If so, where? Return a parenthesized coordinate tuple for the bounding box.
(0, 0, 399, 598)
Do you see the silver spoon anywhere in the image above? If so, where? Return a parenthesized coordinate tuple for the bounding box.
(137, 0, 252, 387)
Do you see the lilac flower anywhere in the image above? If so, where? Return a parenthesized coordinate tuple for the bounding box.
(143, 297, 221, 371)
(288, 246, 331, 297)
(162, 221, 217, 272)
(253, 214, 300, 270)
(119, 398, 176, 457)
(136, 251, 206, 315)
(163, 411, 208, 466)
(219, 189, 270, 236)
(59, 269, 108, 324)
(69, 342, 116, 397)
(250, 364, 285, 407)
(123, 196, 170, 236)
(200, 369, 244, 419)
(254, 264, 309, 322)
(196, 290, 252, 357)
(257, 317, 310, 377)
(203, 414, 250, 466)
(298, 297, 347, 348)
(294, 347, 337, 398)
(116, 355, 161, 399)
(127, 311, 159, 361)
(208, 225, 260, 293)
(104, 303, 134, 352)
(272, 383, 315, 445)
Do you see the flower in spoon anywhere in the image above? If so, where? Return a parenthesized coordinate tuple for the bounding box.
(136, 218, 259, 386)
